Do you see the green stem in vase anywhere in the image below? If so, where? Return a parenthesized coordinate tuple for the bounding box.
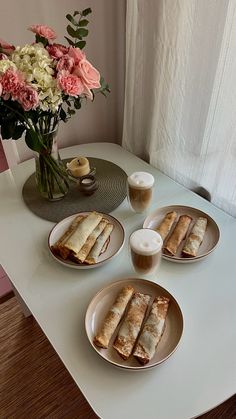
(32, 116, 69, 200)
(42, 154, 69, 195)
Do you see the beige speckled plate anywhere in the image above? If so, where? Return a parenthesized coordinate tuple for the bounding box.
(143, 205, 220, 263)
(85, 278, 183, 370)
(48, 212, 125, 269)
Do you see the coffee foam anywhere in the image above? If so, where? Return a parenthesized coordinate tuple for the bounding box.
(130, 229, 163, 255)
(128, 172, 154, 189)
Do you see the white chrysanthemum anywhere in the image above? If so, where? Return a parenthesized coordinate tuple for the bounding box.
(0, 59, 16, 74)
(11, 43, 62, 112)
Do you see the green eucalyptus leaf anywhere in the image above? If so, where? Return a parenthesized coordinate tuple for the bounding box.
(35, 34, 48, 46)
(66, 14, 78, 26)
(25, 130, 43, 152)
(100, 91, 107, 97)
(64, 36, 75, 46)
(1, 122, 14, 139)
(75, 40, 86, 49)
(79, 19, 89, 27)
(100, 76, 105, 86)
(59, 108, 67, 122)
(76, 28, 89, 37)
(74, 99, 81, 109)
(66, 25, 79, 38)
(11, 125, 25, 140)
(82, 8, 92, 16)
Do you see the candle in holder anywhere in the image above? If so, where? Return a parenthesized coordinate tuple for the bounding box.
(66, 156, 90, 178)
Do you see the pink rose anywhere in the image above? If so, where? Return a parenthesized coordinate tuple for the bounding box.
(0, 53, 8, 60)
(0, 69, 24, 99)
(28, 25, 57, 40)
(57, 72, 85, 97)
(73, 58, 100, 89)
(82, 84, 93, 100)
(47, 43, 69, 59)
(0, 83, 2, 96)
(0, 38, 15, 55)
(68, 47, 85, 65)
(56, 55, 74, 73)
(17, 85, 39, 111)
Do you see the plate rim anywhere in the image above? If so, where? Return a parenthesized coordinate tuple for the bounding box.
(85, 277, 184, 371)
(48, 211, 125, 269)
(143, 204, 220, 262)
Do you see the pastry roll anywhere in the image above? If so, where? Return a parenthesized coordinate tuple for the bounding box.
(133, 296, 169, 365)
(156, 211, 177, 241)
(94, 285, 134, 349)
(182, 216, 207, 257)
(51, 215, 84, 259)
(73, 219, 108, 263)
(64, 211, 103, 254)
(164, 214, 192, 256)
(113, 292, 150, 360)
(85, 223, 114, 264)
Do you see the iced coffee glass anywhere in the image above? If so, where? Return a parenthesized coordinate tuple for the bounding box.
(127, 172, 154, 213)
(129, 229, 163, 275)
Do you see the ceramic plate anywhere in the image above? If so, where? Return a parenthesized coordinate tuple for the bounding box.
(143, 205, 220, 263)
(48, 212, 125, 269)
(85, 278, 183, 370)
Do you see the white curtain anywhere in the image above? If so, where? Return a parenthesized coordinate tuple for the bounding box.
(123, 0, 236, 217)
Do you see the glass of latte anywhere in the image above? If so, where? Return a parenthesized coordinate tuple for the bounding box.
(127, 172, 154, 213)
(129, 229, 163, 275)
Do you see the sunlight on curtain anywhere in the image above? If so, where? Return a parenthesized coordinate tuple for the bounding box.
(123, 0, 236, 216)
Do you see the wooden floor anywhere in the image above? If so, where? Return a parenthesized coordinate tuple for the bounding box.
(0, 297, 235, 419)
(0, 297, 97, 419)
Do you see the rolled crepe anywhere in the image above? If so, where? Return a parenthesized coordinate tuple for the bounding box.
(94, 285, 134, 349)
(51, 215, 84, 259)
(156, 211, 177, 241)
(164, 214, 192, 256)
(73, 219, 109, 263)
(64, 211, 103, 254)
(85, 223, 114, 264)
(182, 216, 207, 257)
(133, 296, 170, 365)
(113, 292, 150, 360)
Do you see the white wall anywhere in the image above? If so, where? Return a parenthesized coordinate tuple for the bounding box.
(0, 0, 126, 163)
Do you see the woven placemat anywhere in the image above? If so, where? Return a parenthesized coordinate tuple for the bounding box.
(22, 157, 127, 222)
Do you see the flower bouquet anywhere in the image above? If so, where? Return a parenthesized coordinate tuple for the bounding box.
(0, 8, 109, 200)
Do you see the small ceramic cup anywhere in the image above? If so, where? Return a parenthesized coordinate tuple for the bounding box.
(79, 175, 98, 196)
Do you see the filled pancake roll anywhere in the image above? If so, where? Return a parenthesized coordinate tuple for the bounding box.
(85, 223, 114, 264)
(94, 285, 134, 349)
(73, 219, 109, 263)
(52, 215, 84, 259)
(182, 216, 207, 257)
(133, 296, 170, 365)
(156, 211, 177, 241)
(113, 292, 150, 360)
(64, 211, 103, 254)
(164, 214, 192, 256)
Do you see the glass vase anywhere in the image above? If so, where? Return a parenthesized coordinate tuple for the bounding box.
(34, 127, 69, 201)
